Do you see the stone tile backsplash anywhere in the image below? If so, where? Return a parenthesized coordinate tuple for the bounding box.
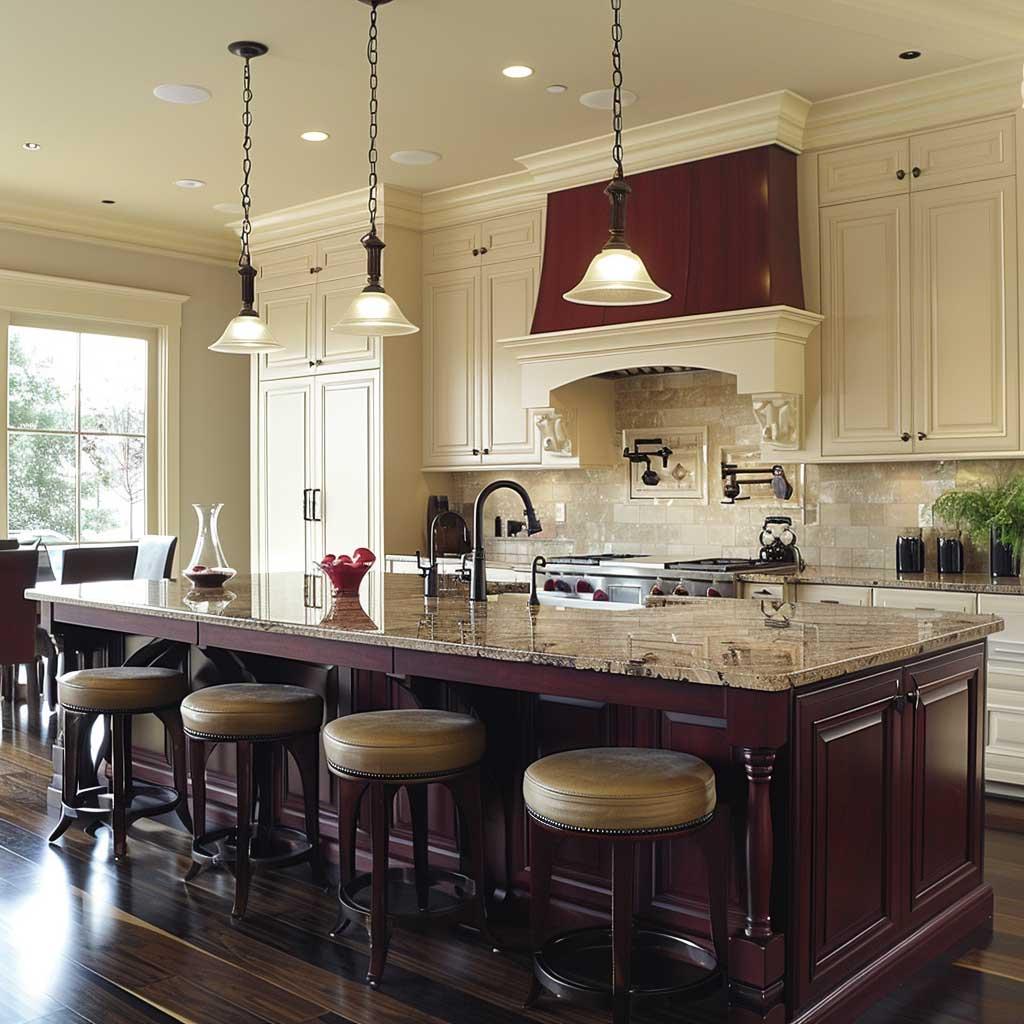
(444, 370, 1024, 572)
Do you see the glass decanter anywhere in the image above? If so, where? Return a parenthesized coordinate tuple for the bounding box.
(183, 503, 236, 588)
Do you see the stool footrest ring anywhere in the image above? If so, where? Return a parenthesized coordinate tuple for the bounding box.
(335, 866, 478, 931)
(189, 825, 314, 873)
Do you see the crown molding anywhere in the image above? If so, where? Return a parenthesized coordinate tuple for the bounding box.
(803, 55, 1024, 151)
(419, 170, 544, 230)
(516, 90, 812, 192)
(0, 200, 236, 264)
(0, 267, 189, 306)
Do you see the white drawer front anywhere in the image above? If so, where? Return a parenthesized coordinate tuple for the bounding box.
(872, 587, 977, 614)
(797, 583, 872, 607)
(979, 593, 1024, 657)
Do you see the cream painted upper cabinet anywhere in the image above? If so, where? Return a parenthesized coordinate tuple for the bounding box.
(911, 177, 1018, 454)
(423, 267, 482, 467)
(480, 258, 543, 464)
(422, 209, 543, 274)
(909, 117, 1015, 193)
(257, 241, 318, 289)
(821, 196, 912, 456)
(315, 270, 379, 373)
(819, 138, 910, 206)
(423, 222, 483, 274)
(257, 281, 317, 381)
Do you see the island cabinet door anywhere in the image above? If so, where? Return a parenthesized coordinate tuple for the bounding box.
(793, 669, 905, 1010)
(903, 648, 985, 932)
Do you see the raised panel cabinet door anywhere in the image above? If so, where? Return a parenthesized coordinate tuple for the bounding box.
(257, 378, 313, 574)
(422, 269, 482, 468)
(818, 138, 910, 205)
(257, 282, 316, 380)
(480, 209, 544, 265)
(911, 177, 1019, 454)
(820, 197, 912, 456)
(314, 234, 364, 282)
(904, 648, 985, 931)
(313, 371, 382, 620)
(910, 116, 1015, 192)
(256, 241, 318, 289)
(315, 270, 380, 372)
(422, 222, 483, 275)
(793, 670, 904, 1010)
(481, 257, 543, 465)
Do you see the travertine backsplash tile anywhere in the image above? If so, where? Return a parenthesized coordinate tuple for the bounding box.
(443, 370, 1024, 572)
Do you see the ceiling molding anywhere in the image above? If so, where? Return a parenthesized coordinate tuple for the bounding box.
(803, 55, 1024, 151)
(516, 90, 812, 192)
(0, 267, 189, 306)
(419, 170, 544, 230)
(0, 200, 236, 264)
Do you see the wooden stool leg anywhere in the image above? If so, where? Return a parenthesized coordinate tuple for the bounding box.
(232, 740, 253, 919)
(285, 732, 325, 887)
(698, 809, 730, 982)
(366, 781, 391, 988)
(524, 814, 555, 1008)
(331, 776, 367, 937)
(611, 839, 636, 1024)
(48, 709, 84, 844)
(184, 737, 207, 882)
(407, 783, 431, 912)
(253, 742, 275, 856)
(157, 707, 193, 833)
(111, 714, 128, 861)
(447, 767, 499, 950)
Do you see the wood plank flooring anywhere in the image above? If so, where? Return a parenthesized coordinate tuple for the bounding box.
(1, 695, 1022, 1024)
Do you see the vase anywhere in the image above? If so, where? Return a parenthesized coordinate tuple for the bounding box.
(990, 527, 1020, 578)
(183, 503, 237, 588)
(936, 531, 964, 574)
(314, 547, 376, 597)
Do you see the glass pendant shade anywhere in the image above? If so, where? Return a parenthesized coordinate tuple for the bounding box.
(331, 286, 418, 337)
(210, 309, 282, 353)
(563, 245, 670, 305)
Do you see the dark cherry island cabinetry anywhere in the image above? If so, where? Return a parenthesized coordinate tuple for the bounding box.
(28, 574, 1001, 1024)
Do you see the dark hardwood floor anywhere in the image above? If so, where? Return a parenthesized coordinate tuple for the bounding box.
(0, 693, 1022, 1024)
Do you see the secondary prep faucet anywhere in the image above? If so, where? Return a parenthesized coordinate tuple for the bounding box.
(470, 480, 542, 601)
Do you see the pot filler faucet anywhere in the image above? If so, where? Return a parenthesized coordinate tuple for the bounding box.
(470, 480, 542, 601)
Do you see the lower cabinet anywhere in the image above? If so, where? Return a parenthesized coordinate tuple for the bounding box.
(793, 647, 985, 1010)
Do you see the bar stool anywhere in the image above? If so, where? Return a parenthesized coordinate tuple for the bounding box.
(523, 747, 727, 1024)
(48, 667, 192, 861)
(181, 683, 325, 918)
(322, 708, 493, 988)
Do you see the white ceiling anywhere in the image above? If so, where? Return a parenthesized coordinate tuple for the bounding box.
(2, 0, 1022, 255)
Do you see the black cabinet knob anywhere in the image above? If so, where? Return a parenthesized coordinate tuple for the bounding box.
(896, 169, 906, 180)
(917, 431, 927, 440)
(472, 248, 480, 256)
(479, 246, 489, 254)
(900, 432, 911, 442)
(912, 167, 921, 177)
(472, 448, 480, 456)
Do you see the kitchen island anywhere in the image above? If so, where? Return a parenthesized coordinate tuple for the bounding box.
(29, 573, 1002, 1024)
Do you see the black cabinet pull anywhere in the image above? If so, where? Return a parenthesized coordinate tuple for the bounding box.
(900, 432, 911, 442)
(308, 360, 316, 368)
(917, 431, 927, 441)
(479, 246, 489, 254)
(912, 166, 921, 178)
(311, 488, 322, 521)
(472, 248, 480, 256)
(906, 690, 919, 708)
(896, 169, 906, 180)
(482, 448, 490, 455)
(472, 448, 481, 456)
(302, 488, 311, 521)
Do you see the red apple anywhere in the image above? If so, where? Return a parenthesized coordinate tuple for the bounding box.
(593, 589, 609, 601)
(576, 579, 593, 594)
(191, 564, 207, 572)
(543, 579, 556, 591)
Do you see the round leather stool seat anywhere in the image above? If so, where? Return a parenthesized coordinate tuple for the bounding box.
(523, 747, 716, 834)
(323, 709, 485, 779)
(181, 684, 323, 740)
(58, 667, 188, 713)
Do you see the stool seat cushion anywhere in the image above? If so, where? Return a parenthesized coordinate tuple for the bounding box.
(523, 747, 716, 833)
(323, 709, 485, 779)
(58, 667, 188, 713)
(181, 684, 323, 739)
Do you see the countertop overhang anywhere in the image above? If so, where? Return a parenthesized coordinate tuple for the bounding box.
(27, 572, 1002, 693)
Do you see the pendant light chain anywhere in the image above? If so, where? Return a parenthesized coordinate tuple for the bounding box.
(611, 0, 624, 179)
(366, 0, 380, 237)
(239, 55, 254, 269)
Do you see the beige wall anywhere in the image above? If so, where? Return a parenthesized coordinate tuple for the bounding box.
(0, 228, 250, 571)
(444, 369, 1024, 573)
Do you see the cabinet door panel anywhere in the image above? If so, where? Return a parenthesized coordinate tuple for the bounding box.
(257, 378, 313, 573)
(480, 209, 544, 264)
(910, 117, 1015, 192)
(905, 650, 984, 930)
(821, 197, 912, 455)
(912, 178, 1018, 454)
(481, 258, 542, 464)
(258, 283, 316, 380)
(257, 242, 318, 289)
(316, 271, 379, 372)
(422, 223, 482, 274)
(818, 139, 909, 205)
(422, 269, 481, 467)
(794, 670, 904, 1009)
(315, 235, 364, 282)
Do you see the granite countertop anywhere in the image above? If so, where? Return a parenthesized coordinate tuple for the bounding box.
(27, 572, 1002, 693)
(738, 564, 1024, 596)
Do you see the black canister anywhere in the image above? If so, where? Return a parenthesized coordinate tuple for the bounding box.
(936, 531, 964, 574)
(896, 529, 925, 574)
(990, 528, 1021, 578)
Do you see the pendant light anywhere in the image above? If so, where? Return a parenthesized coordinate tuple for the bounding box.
(563, 0, 670, 307)
(332, 0, 418, 337)
(211, 42, 284, 354)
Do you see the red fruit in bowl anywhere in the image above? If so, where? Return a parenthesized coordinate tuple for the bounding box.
(576, 579, 594, 594)
(556, 579, 573, 593)
(543, 579, 556, 591)
(593, 589, 609, 601)
(191, 564, 207, 572)
(321, 554, 336, 564)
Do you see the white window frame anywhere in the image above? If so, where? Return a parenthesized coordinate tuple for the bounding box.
(0, 268, 186, 552)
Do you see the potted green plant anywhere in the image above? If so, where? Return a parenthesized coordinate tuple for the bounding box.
(931, 477, 1024, 577)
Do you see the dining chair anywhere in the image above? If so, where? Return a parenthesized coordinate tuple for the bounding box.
(134, 535, 177, 581)
(0, 539, 19, 551)
(0, 549, 45, 705)
(60, 545, 138, 585)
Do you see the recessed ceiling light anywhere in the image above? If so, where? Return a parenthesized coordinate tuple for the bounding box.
(580, 88, 637, 110)
(154, 83, 211, 104)
(502, 65, 534, 79)
(899, 49, 922, 60)
(22, 141, 41, 151)
(546, 84, 568, 95)
(300, 130, 329, 142)
(174, 178, 206, 189)
(213, 201, 242, 214)
(390, 149, 442, 166)
(100, 199, 116, 205)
